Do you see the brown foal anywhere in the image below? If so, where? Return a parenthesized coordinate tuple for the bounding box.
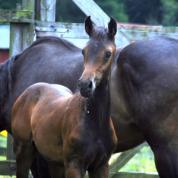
(11, 16, 117, 178)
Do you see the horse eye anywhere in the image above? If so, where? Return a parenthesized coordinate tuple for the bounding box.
(105, 51, 112, 60)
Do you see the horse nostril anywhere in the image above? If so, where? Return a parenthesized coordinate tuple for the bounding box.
(88, 80, 92, 89)
(78, 79, 93, 98)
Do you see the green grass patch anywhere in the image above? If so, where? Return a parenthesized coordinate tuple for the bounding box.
(0, 136, 6, 148)
(120, 146, 157, 173)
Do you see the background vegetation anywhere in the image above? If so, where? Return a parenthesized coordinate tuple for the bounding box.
(0, 0, 178, 25)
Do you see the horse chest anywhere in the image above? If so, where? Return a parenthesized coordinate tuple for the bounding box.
(65, 126, 113, 169)
(85, 137, 113, 170)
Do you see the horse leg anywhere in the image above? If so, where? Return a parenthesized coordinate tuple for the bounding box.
(30, 153, 50, 178)
(48, 161, 65, 178)
(14, 140, 36, 178)
(88, 163, 109, 178)
(65, 161, 85, 178)
(151, 143, 178, 178)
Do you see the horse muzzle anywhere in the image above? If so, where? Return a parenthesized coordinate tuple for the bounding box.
(78, 78, 95, 98)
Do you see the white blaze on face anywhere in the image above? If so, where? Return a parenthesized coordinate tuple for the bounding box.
(91, 75, 96, 92)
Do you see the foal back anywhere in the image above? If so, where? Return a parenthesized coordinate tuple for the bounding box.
(11, 83, 72, 143)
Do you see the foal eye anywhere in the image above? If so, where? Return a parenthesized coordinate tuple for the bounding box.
(104, 51, 112, 60)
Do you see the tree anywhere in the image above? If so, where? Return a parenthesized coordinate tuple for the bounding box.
(56, 0, 85, 22)
(123, 0, 162, 24)
(1, 0, 178, 26)
(161, 0, 178, 25)
(96, 0, 128, 22)
(56, 0, 128, 23)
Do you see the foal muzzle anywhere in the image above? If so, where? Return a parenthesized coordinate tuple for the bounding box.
(78, 78, 95, 98)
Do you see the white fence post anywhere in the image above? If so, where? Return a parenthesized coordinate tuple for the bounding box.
(40, 0, 56, 22)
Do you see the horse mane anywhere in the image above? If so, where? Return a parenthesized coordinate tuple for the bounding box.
(92, 27, 108, 41)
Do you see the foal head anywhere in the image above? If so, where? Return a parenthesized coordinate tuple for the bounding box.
(78, 16, 117, 98)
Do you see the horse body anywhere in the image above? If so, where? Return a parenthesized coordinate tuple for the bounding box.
(110, 65, 145, 151)
(2, 37, 83, 132)
(0, 60, 11, 130)
(11, 17, 118, 178)
(11, 82, 117, 178)
(117, 37, 178, 178)
(0, 36, 143, 153)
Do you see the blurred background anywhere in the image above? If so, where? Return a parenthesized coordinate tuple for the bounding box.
(0, 0, 178, 25)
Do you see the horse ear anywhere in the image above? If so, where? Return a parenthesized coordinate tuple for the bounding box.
(85, 16, 94, 37)
(108, 17, 117, 39)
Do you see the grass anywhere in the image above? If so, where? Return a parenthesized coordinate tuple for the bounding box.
(120, 146, 157, 173)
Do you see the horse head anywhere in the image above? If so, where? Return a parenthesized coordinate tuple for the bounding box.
(78, 16, 117, 98)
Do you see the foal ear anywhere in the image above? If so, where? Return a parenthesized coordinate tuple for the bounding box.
(85, 16, 94, 37)
(108, 17, 117, 39)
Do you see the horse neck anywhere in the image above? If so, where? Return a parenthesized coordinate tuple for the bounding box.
(86, 78, 111, 127)
(0, 60, 11, 131)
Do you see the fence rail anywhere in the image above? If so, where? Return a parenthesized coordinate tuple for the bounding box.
(0, 9, 33, 23)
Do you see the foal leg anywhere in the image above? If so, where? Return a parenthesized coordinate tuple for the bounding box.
(14, 140, 36, 178)
(88, 163, 109, 178)
(30, 153, 50, 178)
(48, 161, 65, 178)
(65, 161, 85, 178)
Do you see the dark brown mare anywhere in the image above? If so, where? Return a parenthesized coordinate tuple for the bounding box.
(11, 16, 117, 178)
(0, 18, 178, 178)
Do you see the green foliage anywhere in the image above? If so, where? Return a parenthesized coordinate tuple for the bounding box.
(161, 0, 178, 25)
(56, 0, 128, 23)
(123, 0, 162, 25)
(96, 0, 128, 22)
(0, 0, 22, 10)
(0, 136, 6, 148)
(0, 0, 178, 25)
(120, 146, 157, 173)
(56, 0, 85, 22)
(56, 0, 178, 25)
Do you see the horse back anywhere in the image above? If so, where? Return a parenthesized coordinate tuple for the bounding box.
(11, 83, 72, 142)
(10, 37, 83, 102)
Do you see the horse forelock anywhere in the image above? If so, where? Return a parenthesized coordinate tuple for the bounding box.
(91, 26, 108, 41)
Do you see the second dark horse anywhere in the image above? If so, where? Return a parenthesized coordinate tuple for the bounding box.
(0, 17, 178, 178)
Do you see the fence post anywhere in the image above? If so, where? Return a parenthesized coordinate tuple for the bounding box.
(40, 0, 56, 22)
(35, 0, 56, 38)
(7, 0, 35, 164)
